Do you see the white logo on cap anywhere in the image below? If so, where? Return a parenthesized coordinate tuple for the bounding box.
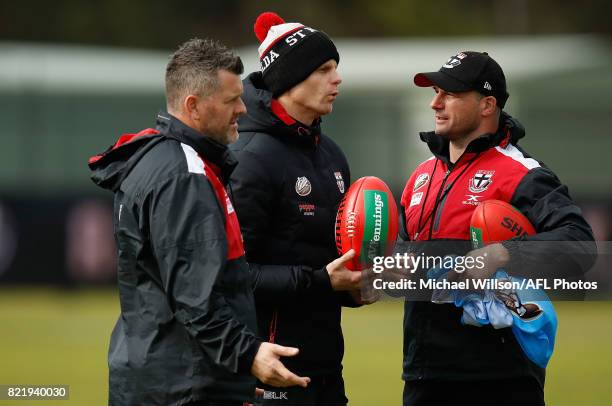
(484, 81, 492, 91)
(443, 57, 461, 69)
(443, 52, 467, 69)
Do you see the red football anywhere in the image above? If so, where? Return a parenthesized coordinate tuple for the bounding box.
(335, 176, 399, 271)
(470, 199, 536, 248)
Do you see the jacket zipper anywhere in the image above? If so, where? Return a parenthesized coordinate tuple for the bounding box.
(433, 189, 450, 232)
(268, 310, 278, 344)
(428, 169, 451, 240)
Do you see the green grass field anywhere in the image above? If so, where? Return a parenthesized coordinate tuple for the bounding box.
(0, 289, 610, 405)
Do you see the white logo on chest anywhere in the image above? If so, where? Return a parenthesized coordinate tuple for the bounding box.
(295, 177, 312, 196)
(469, 170, 494, 193)
(413, 173, 429, 192)
(410, 192, 424, 207)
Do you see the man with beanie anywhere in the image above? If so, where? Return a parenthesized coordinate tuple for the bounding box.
(399, 51, 596, 405)
(229, 12, 362, 406)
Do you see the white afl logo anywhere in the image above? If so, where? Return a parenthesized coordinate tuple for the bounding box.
(295, 177, 312, 196)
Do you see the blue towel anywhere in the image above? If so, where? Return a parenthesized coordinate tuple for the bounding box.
(427, 257, 557, 368)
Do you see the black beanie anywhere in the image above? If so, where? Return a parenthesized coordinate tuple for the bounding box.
(254, 12, 340, 97)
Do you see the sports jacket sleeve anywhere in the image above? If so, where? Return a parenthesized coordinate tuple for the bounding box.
(504, 166, 597, 278)
(149, 172, 260, 374)
(229, 149, 335, 305)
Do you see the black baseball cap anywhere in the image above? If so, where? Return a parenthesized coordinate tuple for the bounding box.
(414, 51, 509, 108)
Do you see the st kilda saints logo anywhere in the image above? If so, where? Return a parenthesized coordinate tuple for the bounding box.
(442, 52, 467, 69)
(295, 176, 312, 196)
(469, 170, 494, 193)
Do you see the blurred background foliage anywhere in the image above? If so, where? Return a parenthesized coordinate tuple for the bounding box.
(1, 0, 611, 49)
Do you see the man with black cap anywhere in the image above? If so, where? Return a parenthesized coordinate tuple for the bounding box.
(229, 11, 363, 406)
(398, 51, 595, 405)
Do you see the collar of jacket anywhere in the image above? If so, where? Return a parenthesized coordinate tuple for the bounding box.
(239, 72, 322, 150)
(419, 111, 526, 166)
(156, 111, 238, 184)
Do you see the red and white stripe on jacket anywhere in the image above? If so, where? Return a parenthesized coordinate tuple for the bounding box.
(181, 143, 245, 260)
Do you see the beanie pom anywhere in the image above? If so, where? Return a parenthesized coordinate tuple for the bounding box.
(254, 12, 285, 42)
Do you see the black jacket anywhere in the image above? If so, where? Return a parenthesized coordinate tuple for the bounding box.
(399, 113, 597, 386)
(229, 72, 356, 376)
(89, 113, 260, 405)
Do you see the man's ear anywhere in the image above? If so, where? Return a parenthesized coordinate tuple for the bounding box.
(480, 96, 498, 117)
(184, 94, 201, 121)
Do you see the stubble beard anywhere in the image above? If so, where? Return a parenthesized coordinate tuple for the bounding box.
(438, 115, 481, 142)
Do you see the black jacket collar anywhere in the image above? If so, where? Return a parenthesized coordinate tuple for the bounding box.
(420, 111, 526, 166)
(156, 111, 238, 183)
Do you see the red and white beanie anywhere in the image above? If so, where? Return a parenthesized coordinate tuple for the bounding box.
(253, 12, 339, 97)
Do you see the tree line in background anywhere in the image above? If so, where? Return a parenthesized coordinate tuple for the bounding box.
(2, 0, 610, 50)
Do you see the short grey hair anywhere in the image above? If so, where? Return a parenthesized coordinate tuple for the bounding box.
(165, 38, 243, 112)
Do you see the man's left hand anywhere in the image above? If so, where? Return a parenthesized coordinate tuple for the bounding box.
(347, 267, 382, 305)
(453, 243, 510, 280)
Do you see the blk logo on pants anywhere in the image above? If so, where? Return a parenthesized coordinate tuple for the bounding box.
(263, 391, 288, 400)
